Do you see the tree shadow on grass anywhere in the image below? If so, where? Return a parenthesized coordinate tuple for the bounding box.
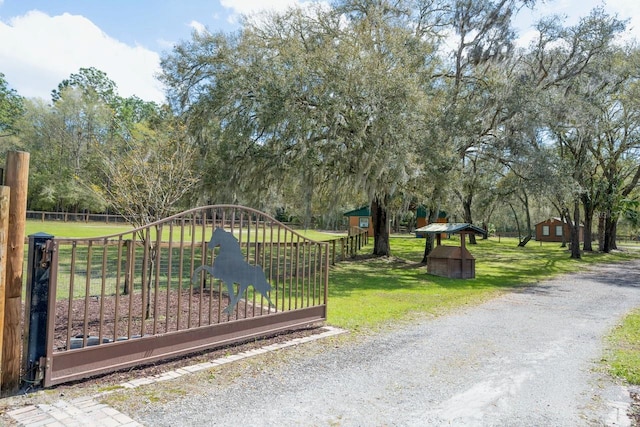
(328, 256, 525, 299)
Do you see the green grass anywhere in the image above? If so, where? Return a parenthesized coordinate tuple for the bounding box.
(327, 235, 640, 332)
(25, 220, 338, 242)
(26, 220, 134, 238)
(606, 309, 640, 384)
(24, 221, 640, 383)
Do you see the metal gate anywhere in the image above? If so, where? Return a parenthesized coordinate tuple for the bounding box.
(27, 206, 329, 387)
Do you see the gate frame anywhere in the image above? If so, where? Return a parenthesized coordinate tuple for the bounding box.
(34, 205, 329, 387)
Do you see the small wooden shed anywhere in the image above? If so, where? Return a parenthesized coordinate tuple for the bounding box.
(415, 208, 448, 237)
(415, 223, 487, 279)
(343, 206, 374, 236)
(535, 218, 584, 242)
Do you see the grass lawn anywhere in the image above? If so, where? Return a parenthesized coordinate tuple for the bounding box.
(25, 220, 339, 241)
(327, 235, 640, 332)
(21, 221, 640, 384)
(606, 309, 640, 385)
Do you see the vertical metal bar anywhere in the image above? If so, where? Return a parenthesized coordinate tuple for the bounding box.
(244, 214, 250, 318)
(312, 243, 318, 306)
(288, 231, 294, 311)
(43, 240, 59, 387)
(221, 210, 228, 321)
(207, 212, 214, 325)
(268, 222, 275, 314)
(282, 228, 287, 311)
(323, 242, 329, 307)
(188, 212, 196, 328)
(140, 228, 150, 337)
(152, 226, 162, 335)
(114, 237, 123, 341)
(198, 212, 206, 327)
(166, 223, 174, 333)
(295, 235, 300, 309)
(222, 209, 227, 233)
(304, 240, 309, 308)
(260, 218, 267, 315)
(66, 242, 77, 350)
(83, 242, 93, 347)
(212, 210, 221, 324)
(98, 240, 107, 345)
(177, 218, 185, 331)
(127, 234, 136, 339)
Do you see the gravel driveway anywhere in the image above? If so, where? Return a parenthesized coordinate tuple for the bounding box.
(135, 260, 640, 426)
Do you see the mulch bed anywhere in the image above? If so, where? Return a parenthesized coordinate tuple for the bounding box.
(53, 287, 271, 350)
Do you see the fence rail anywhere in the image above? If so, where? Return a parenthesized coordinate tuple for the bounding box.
(323, 227, 369, 265)
(26, 211, 129, 223)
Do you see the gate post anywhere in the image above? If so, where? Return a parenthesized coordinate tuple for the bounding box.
(0, 186, 9, 390)
(2, 151, 29, 396)
(23, 232, 54, 385)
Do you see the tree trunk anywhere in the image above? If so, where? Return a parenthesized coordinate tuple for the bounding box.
(603, 213, 617, 253)
(371, 195, 390, 256)
(508, 202, 527, 246)
(462, 196, 476, 244)
(580, 193, 594, 251)
(421, 208, 440, 263)
(598, 213, 605, 251)
(569, 202, 581, 259)
(521, 189, 533, 242)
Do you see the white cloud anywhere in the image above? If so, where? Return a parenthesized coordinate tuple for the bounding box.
(220, 0, 308, 25)
(220, 0, 300, 15)
(0, 11, 164, 103)
(189, 20, 209, 36)
(608, 0, 640, 41)
(514, 0, 640, 48)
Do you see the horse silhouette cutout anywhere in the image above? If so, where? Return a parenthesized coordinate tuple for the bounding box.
(192, 227, 273, 314)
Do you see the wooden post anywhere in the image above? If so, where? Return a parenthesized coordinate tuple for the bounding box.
(2, 151, 29, 395)
(460, 232, 467, 279)
(0, 186, 10, 390)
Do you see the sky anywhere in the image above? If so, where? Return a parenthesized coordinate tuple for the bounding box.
(0, 0, 639, 104)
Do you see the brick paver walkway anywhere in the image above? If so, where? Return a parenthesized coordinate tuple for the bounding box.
(7, 396, 141, 426)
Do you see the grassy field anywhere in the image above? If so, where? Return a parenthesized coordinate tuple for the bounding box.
(22, 221, 640, 384)
(25, 220, 339, 242)
(606, 309, 640, 385)
(327, 234, 640, 331)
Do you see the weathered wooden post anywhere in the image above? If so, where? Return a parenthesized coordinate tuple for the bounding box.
(0, 186, 10, 390)
(2, 151, 29, 395)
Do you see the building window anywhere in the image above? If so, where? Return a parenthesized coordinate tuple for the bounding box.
(542, 225, 550, 236)
(555, 225, 563, 236)
(359, 217, 369, 228)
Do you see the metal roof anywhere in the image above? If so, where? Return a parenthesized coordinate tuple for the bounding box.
(414, 223, 487, 235)
(343, 206, 370, 217)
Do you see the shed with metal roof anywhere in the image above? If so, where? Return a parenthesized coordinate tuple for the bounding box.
(415, 223, 487, 279)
